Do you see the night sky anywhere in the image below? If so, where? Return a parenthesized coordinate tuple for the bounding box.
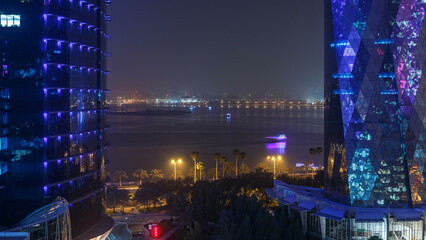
(108, 0, 324, 99)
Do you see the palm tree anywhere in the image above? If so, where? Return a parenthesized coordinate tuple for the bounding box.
(256, 162, 269, 172)
(213, 153, 221, 180)
(219, 155, 227, 178)
(309, 148, 316, 179)
(239, 163, 250, 174)
(206, 168, 216, 181)
(149, 169, 164, 182)
(316, 147, 323, 169)
(133, 169, 148, 185)
(113, 170, 128, 186)
(224, 161, 234, 177)
(191, 152, 200, 183)
(233, 149, 240, 177)
(239, 152, 247, 164)
(196, 162, 204, 180)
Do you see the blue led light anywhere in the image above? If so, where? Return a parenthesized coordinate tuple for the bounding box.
(330, 40, 350, 48)
(374, 39, 394, 45)
(333, 90, 355, 95)
(378, 72, 396, 78)
(332, 73, 353, 78)
(380, 89, 398, 95)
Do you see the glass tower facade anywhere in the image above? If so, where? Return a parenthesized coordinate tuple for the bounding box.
(0, 0, 110, 237)
(325, 0, 426, 208)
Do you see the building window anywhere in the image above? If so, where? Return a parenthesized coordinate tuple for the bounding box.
(0, 137, 6, 150)
(0, 162, 6, 175)
(1, 14, 21, 27)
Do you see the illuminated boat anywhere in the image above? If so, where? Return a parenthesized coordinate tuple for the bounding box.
(265, 134, 287, 142)
(226, 113, 231, 118)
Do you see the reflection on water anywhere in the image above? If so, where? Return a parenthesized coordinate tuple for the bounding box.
(108, 107, 323, 172)
(266, 142, 286, 156)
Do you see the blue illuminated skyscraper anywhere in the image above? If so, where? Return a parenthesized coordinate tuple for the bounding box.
(325, 0, 426, 207)
(0, 0, 111, 237)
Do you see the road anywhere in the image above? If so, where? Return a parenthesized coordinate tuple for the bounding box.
(106, 210, 179, 240)
(105, 225, 131, 240)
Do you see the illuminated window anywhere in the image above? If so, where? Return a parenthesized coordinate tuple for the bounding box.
(0, 14, 21, 27)
(0, 161, 6, 175)
(0, 137, 7, 150)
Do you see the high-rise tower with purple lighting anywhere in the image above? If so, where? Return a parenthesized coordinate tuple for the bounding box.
(0, 0, 111, 237)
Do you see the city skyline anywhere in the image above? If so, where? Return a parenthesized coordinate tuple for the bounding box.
(4, 0, 426, 239)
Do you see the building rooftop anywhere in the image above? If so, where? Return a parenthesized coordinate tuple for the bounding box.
(269, 180, 426, 219)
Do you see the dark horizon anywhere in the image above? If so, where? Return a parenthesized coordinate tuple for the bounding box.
(108, 0, 324, 100)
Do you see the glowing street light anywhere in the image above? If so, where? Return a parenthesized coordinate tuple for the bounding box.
(268, 155, 282, 179)
(171, 159, 182, 181)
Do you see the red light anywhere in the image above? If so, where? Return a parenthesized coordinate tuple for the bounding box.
(152, 225, 158, 238)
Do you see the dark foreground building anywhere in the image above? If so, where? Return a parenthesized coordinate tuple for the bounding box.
(0, 0, 111, 238)
(268, 0, 426, 239)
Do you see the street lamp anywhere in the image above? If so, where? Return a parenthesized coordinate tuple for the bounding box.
(268, 155, 282, 179)
(171, 159, 182, 181)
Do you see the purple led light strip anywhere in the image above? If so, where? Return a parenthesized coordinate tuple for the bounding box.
(44, 38, 102, 53)
(43, 88, 109, 92)
(43, 126, 108, 139)
(43, 63, 103, 72)
(43, 108, 108, 114)
(43, 13, 109, 37)
(43, 146, 107, 164)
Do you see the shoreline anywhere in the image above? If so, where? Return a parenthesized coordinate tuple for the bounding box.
(107, 109, 192, 116)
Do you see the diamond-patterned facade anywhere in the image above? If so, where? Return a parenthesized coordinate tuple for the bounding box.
(325, 0, 426, 207)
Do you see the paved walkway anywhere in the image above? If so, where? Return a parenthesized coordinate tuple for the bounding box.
(107, 210, 181, 240)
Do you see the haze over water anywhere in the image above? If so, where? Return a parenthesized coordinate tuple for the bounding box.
(107, 107, 323, 175)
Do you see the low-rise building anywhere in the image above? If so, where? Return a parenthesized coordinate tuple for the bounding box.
(267, 180, 425, 240)
(1, 197, 71, 240)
